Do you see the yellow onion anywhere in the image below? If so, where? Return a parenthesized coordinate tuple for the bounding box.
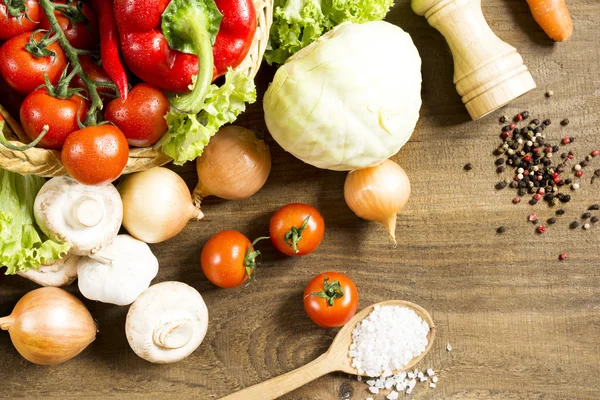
(0, 287, 97, 365)
(118, 167, 203, 244)
(344, 159, 411, 244)
(193, 125, 271, 202)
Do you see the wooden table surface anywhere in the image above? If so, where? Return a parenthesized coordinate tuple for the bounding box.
(1, 0, 600, 399)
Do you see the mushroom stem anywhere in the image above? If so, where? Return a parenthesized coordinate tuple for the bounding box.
(72, 196, 104, 228)
(153, 319, 194, 349)
(0, 316, 13, 330)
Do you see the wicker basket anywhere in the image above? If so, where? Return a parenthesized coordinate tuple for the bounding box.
(0, 0, 273, 178)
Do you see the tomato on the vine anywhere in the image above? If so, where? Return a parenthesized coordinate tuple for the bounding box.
(72, 55, 114, 103)
(201, 230, 265, 288)
(105, 83, 170, 147)
(303, 272, 358, 328)
(269, 203, 325, 256)
(0, 31, 67, 95)
(0, 0, 41, 41)
(61, 125, 129, 185)
(40, 0, 99, 50)
(20, 88, 88, 149)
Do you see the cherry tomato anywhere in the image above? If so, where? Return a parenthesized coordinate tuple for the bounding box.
(61, 125, 129, 185)
(0, 0, 40, 41)
(201, 230, 263, 288)
(72, 55, 114, 104)
(20, 89, 88, 149)
(303, 272, 358, 328)
(269, 203, 325, 256)
(40, 0, 99, 50)
(104, 83, 170, 147)
(0, 31, 67, 95)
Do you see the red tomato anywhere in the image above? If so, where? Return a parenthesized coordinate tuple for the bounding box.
(0, 31, 67, 95)
(20, 89, 88, 149)
(72, 55, 114, 104)
(201, 230, 261, 288)
(104, 83, 170, 147)
(269, 203, 325, 256)
(40, 0, 99, 50)
(303, 272, 358, 328)
(61, 125, 129, 185)
(0, 0, 40, 41)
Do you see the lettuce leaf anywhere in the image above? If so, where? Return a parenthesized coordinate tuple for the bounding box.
(266, 0, 394, 65)
(0, 168, 70, 275)
(159, 69, 257, 165)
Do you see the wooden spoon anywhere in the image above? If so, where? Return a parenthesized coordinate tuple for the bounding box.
(220, 300, 435, 400)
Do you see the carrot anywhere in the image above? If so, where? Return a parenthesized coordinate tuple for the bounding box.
(526, 0, 573, 42)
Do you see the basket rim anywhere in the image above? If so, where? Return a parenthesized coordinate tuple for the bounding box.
(0, 0, 273, 178)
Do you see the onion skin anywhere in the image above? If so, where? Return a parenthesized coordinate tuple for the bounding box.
(0, 287, 97, 365)
(344, 159, 411, 244)
(119, 167, 203, 244)
(193, 125, 271, 201)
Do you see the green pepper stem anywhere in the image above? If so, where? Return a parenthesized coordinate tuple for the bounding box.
(38, 0, 104, 126)
(170, 15, 214, 114)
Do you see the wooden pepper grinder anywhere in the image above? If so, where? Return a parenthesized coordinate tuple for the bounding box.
(412, 0, 536, 120)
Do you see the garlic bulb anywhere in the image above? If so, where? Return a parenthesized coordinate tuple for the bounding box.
(126, 281, 209, 364)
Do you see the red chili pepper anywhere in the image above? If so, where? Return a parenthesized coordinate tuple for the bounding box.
(113, 0, 255, 113)
(89, 0, 128, 100)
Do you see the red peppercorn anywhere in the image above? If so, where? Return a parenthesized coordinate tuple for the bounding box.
(512, 197, 521, 204)
(593, 150, 599, 157)
(545, 146, 552, 153)
(528, 213, 538, 222)
(568, 154, 574, 160)
(563, 138, 571, 144)
(515, 114, 523, 122)
(559, 253, 568, 261)
(538, 188, 545, 194)
(501, 132, 510, 139)
(554, 177, 561, 183)
(509, 123, 516, 130)
(552, 172, 559, 179)
(576, 170, 583, 177)
(537, 175, 543, 181)
(523, 155, 531, 162)
(534, 194, 542, 201)
(536, 225, 547, 234)
(532, 147, 540, 153)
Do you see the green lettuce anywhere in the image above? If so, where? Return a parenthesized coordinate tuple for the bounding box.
(0, 168, 70, 275)
(266, 0, 394, 65)
(159, 69, 257, 165)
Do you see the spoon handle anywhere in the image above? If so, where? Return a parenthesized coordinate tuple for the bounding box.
(219, 353, 335, 400)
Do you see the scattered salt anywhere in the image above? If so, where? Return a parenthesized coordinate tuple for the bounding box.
(426, 368, 434, 376)
(368, 387, 379, 395)
(429, 383, 437, 388)
(446, 343, 452, 352)
(432, 376, 439, 383)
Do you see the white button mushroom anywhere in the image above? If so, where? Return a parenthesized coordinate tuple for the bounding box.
(33, 176, 122, 257)
(77, 235, 159, 306)
(17, 252, 80, 287)
(126, 281, 209, 364)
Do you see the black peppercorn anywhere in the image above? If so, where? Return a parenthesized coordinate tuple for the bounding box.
(496, 181, 507, 190)
(522, 111, 530, 119)
(560, 118, 569, 126)
(570, 221, 580, 229)
(556, 209, 566, 215)
(582, 212, 591, 219)
(500, 116, 508, 124)
(497, 226, 507, 234)
(464, 163, 473, 171)
(496, 166, 505, 173)
(543, 119, 552, 126)
(589, 204, 599, 210)
(529, 199, 538, 205)
(592, 217, 599, 223)
(547, 217, 557, 224)
(495, 158, 505, 166)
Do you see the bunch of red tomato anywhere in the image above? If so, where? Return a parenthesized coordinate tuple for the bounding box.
(201, 203, 359, 328)
(0, 0, 169, 185)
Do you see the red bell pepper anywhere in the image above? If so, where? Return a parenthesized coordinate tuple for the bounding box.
(113, 0, 256, 114)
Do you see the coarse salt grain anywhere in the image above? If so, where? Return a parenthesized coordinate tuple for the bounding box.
(426, 368, 434, 376)
(446, 343, 452, 351)
(349, 306, 430, 377)
(387, 391, 399, 400)
(368, 387, 379, 394)
(430, 383, 437, 388)
(432, 376, 439, 383)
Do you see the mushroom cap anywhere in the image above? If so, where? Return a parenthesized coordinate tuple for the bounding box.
(126, 281, 209, 364)
(17, 252, 80, 287)
(77, 235, 158, 306)
(34, 176, 123, 257)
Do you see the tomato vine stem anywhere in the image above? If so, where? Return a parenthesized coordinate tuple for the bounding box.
(38, 0, 104, 126)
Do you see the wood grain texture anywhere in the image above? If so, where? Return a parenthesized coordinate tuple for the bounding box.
(1, 0, 599, 399)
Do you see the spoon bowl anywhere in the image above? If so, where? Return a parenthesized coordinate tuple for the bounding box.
(329, 299, 436, 375)
(220, 300, 435, 400)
